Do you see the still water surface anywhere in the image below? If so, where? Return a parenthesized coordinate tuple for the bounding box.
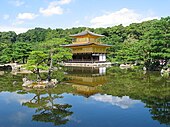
(0, 67, 169, 127)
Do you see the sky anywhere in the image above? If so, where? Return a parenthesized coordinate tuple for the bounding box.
(0, 0, 170, 34)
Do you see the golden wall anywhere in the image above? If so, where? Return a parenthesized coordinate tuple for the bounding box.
(72, 35, 100, 44)
(72, 46, 107, 54)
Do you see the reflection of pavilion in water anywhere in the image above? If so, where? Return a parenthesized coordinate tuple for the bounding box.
(65, 67, 107, 97)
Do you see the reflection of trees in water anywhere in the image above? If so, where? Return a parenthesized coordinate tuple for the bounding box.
(104, 67, 170, 126)
(1, 67, 170, 126)
(22, 90, 73, 126)
(0, 72, 23, 92)
(144, 97, 170, 125)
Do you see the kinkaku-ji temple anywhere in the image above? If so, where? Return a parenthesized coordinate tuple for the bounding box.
(62, 29, 111, 64)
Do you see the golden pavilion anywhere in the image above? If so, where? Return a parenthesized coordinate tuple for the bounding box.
(63, 29, 111, 63)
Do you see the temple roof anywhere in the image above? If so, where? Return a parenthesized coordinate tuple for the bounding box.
(61, 42, 111, 47)
(70, 30, 104, 37)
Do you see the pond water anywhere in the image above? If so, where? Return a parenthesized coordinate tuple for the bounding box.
(0, 67, 169, 127)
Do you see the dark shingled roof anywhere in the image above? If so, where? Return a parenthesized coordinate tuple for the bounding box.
(70, 30, 104, 37)
(61, 42, 112, 47)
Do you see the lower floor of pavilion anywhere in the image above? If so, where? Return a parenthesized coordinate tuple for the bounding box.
(68, 53, 107, 63)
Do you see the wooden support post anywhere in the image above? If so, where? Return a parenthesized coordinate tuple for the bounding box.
(91, 54, 94, 63)
(82, 54, 83, 62)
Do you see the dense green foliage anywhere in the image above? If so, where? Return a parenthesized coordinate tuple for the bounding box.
(0, 17, 170, 70)
(0, 42, 32, 63)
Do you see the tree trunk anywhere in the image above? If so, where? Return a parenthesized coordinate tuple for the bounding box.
(36, 68, 42, 80)
(47, 52, 53, 82)
(23, 57, 25, 64)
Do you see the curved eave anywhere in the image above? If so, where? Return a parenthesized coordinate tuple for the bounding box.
(70, 31, 104, 37)
(61, 42, 112, 48)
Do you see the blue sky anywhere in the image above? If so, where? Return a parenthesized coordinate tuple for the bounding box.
(0, 0, 170, 34)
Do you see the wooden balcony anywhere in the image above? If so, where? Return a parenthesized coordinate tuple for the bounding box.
(72, 47, 107, 54)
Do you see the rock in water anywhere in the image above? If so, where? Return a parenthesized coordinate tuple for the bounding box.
(51, 79, 58, 84)
(22, 77, 27, 82)
(22, 80, 33, 87)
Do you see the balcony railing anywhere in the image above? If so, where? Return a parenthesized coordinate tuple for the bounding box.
(65, 60, 106, 63)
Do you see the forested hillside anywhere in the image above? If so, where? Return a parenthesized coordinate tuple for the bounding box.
(0, 16, 170, 70)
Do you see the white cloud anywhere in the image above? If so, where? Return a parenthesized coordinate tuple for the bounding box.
(91, 94, 140, 109)
(90, 8, 159, 28)
(0, 26, 30, 34)
(9, 0, 25, 7)
(57, 0, 72, 5)
(39, 5, 63, 16)
(3, 14, 10, 20)
(39, 0, 72, 16)
(12, 20, 25, 25)
(17, 13, 38, 20)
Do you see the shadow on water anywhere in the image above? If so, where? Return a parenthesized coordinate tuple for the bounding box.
(0, 66, 169, 126)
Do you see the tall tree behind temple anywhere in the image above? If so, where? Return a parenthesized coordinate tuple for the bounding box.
(0, 42, 32, 64)
(16, 28, 47, 42)
(112, 17, 170, 69)
(0, 31, 16, 43)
